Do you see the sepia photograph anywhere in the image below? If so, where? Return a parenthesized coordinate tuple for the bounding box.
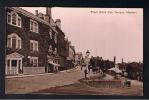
(5, 7, 143, 96)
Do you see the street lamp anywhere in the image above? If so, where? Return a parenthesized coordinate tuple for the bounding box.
(86, 50, 90, 57)
(85, 50, 90, 71)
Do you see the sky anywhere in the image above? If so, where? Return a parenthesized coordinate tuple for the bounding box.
(21, 7, 143, 63)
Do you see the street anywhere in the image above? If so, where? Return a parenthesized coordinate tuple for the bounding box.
(5, 66, 143, 95)
(5, 66, 85, 94)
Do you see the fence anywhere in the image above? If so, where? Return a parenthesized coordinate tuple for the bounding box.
(23, 67, 45, 74)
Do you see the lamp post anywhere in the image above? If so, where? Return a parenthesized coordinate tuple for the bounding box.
(86, 50, 90, 57)
(85, 50, 90, 70)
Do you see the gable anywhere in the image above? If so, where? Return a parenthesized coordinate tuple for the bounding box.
(6, 52, 24, 58)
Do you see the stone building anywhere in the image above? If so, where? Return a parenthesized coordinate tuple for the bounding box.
(67, 43, 75, 68)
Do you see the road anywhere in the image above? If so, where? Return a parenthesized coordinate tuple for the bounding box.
(5, 66, 90, 94)
(5, 66, 143, 95)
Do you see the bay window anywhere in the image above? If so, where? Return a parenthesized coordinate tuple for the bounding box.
(7, 12, 22, 27)
(7, 33, 22, 49)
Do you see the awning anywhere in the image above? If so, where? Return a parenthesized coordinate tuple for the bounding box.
(108, 67, 122, 73)
(48, 62, 60, 67)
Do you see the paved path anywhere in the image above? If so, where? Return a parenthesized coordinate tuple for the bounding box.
(5, 66, 96, 94)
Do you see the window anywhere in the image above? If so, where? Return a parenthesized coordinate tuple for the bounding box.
(53, 48, 57, 55)
(11, 60, 17, 67)
(18, 17, 21, 27)
(7, 33, 22, 49)
(34, 59, 38, 67)
(30, 21, 34, 31)
(49, 29, 52, 39)
(7, 12, 22, 27)
(30, 57, 38, 67)
(12, 36, 16, 49)
(30, 20, 38, 33)
(12, 13, 17, 25)
(30, 40, 38, 52)
(7, 13, 11, 24)
(54, 34, 57, 43)
(30, 42, 33, 51)
(18, 39, 21, 49)
(7, 60, 10, 68)
(7, 37, 11, 48)
(49, 45, 52, 49)
(48, 45, 53, 54)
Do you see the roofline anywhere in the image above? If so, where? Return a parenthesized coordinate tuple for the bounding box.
(55, 25, 65, 36)
(7, 7, 58, 34)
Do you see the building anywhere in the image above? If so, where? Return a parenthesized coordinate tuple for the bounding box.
(66, 42, 75, 68)
(45, 8, 60, 72)
(5, 7, 60, 75)
(75, 52, 83, 65)
(6, 7, 47, 75)
(68, 44, 75, 61)
(55, 19, 68, 70)
(5, 7, 75, 75)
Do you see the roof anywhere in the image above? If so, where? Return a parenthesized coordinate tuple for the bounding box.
(108, 67, 122, 73)
(6, 52, 24, 58)
(7, 7, 58, 34)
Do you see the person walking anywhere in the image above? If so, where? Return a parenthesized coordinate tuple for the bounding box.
(84, 69, 88, 79)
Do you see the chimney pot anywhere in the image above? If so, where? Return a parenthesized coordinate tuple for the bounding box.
(35, 10, 38, 16)
(55, 19, 61, 29)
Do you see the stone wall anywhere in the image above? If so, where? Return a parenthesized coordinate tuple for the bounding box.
(81, 80, 122, 88)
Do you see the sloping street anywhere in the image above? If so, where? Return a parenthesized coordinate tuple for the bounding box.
(5, 66, 88, 94)
(5, 66, 143, 95)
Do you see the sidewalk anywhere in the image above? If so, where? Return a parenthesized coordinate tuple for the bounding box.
(5, 66, 78, 79)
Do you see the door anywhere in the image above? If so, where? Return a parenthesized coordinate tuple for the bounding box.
(11, 60, 18, 74)
(6, 52, 24, 75)
(18, 60, 23, 74)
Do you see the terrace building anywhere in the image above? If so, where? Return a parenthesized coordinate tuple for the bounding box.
(5, 7, 60, 75)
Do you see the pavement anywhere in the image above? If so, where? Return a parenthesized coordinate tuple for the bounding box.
(5, 66, 78, 79)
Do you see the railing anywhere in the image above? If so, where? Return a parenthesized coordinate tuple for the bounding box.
(6, 67, 18, 75)
(23, 67, 45, 74)
(6, 67, 45, 75)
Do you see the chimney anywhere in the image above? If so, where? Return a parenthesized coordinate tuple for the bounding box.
(55, 19, 61, 29)
(114, 56, 116, 64)
(35, 10, 38, 16)
(45, 7, 52, 23)
(38, 13, 44, 19)
(122, 58, 124, 64)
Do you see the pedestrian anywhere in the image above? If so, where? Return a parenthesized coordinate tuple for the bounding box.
(88, 64, 91, 73)
(121, 75, 125, 87)
(84, 69, 88, 79)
